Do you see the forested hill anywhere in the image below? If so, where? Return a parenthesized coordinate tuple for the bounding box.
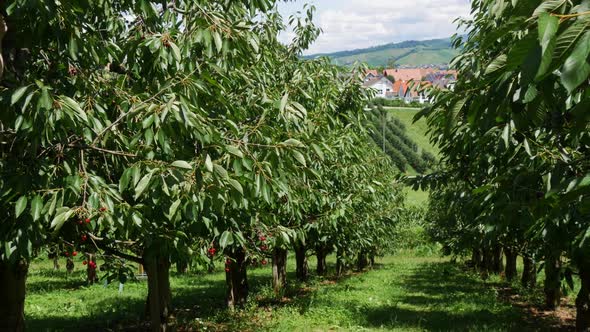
(306, 37, 458, 67)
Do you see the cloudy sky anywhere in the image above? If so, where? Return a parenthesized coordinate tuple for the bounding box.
(277, 0, 471, 55)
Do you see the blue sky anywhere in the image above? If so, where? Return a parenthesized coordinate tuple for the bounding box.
(277, 0, 471, 55)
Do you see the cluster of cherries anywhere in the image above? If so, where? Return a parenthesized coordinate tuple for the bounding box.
(82, 260, 97, 270)
(208, 247, 217, 257)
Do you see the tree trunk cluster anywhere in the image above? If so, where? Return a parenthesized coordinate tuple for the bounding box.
(0, 260, 28, 332)
(226, 248, 248, 310)
(272, 248, 288, 296)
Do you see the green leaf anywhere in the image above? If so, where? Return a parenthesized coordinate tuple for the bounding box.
(11, 86, 29, 105)
(485, 54, 507, 75)
(561, 31, 590, 92)
(219, 231, 234, 249)
(169, 42, 181, 62)
(51, 209, 74, 231)
(227, 146, 244, 158)
(282, 138, 304, 148)
(62, 97, 88, 122)
(214, 164, 228, 179)
(171, 160, 192, 170)
(30, 195, 43, 221)
(119, 168, 131, 192)
(536, 13, 559, 78)
(228, 179, 243, 195)
(15, 196, 28, 218)
(292, 150, 307, 167)
(212, 31, 223, 52)
(205, 155, 213, 172)
(533, 0, 566, 17)
(502, 124, 511, 148)
(135, 172, 154, 199)
(168, 199, 181, 220)
(69, 36, 79, 60)
(279, 92, 289, 113)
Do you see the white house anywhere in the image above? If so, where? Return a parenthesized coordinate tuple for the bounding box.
(363, 77, 393, 98)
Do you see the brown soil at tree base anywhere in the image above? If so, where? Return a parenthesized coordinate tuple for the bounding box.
(496, 286, 576, 330)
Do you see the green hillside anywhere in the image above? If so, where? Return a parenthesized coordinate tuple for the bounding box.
(307, 38, 459, 67)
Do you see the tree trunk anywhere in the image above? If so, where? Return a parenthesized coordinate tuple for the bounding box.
(492, 245, 503, 274)
(176, 261, 187, 274)
(272, 248, 287, 296)
(316, 246, 327, 276)
(87, 254, 98, 284)
(336, 248, 345, 277)
(53, 256, 60, 270)
(504, 248, 518, 282)
(294, 244, 308, 281)
(576, 264, 590, 331)
(145, 256, 172, 332)
(472, 248, 482, 269)
(481, 247, 493, 277)
(357, 251, 368, 271)
(521, 255, 536, 289)
(544, 256, 562, 310)
(0, 260, 28, 332)
(66, 257, 74, 274)
(226, 248, 248, 310)
(369, 253, 375, 267)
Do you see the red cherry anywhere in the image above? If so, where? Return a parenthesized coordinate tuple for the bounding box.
(82, 261, 87, 265)
(208, 247, 216, 256)
(259, 236, 266, 241)
(85, 218, 91, 224)
(64, 252, 70, 257)
(99, 207, 107, 212)
(225, 268, 230, 273)
(261, 259, 267, 265)
(226, 258, 231, 265)
(78, 220, 83, 225)
(81, 235, 87, 242)
(72, 251, 78, 257)
(260, 245, 267, 251)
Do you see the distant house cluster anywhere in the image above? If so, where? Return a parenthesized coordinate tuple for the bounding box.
(363, 68, 457, 103)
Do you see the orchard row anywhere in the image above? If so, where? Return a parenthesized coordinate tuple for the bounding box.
(0, 1, 402, 331)
(411, 1, 590, 330)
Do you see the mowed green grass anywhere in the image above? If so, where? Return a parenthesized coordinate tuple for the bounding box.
(24, 253, 559, 331)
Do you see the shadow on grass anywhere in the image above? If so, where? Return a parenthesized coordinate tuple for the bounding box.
(357, 262, 565, 331)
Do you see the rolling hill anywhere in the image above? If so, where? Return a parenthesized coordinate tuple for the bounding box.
(306, 38, 459, 67)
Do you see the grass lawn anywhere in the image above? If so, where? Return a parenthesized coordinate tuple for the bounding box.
(24, 253, 571, 331)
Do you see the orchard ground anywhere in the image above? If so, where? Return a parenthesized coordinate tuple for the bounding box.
(26, 252, 576, 331)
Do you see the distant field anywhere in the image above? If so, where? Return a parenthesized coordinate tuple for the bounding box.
(385, 107, 439, 156)
(384, 107, 437, 207)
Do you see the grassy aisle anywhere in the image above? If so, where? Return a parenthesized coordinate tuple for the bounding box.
(264, 255, 528, 331)
(25, 254, 558, 331)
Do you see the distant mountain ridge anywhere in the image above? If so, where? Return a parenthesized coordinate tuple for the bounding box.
(306, 37, 459, 67)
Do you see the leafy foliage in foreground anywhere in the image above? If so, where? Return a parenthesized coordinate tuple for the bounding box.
(410, 0, 590, 328)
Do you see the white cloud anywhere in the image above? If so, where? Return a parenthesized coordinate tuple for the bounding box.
(279, 0, 471, 55)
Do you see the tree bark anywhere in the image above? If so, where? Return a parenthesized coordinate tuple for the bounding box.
(521, 255, 536, 289)
(53, 256, 60, 270)
(492, 245, 503, 274)
(226, 248, 248, 310)
(0, 260, 28, 332)
(294, 243, 308, 281)
(357, 251, 368, 271)
(576, 264, 590, 331)
(272, 248, 288, 296)
(504, 248, 518, 282)
(316, 246, 327, 276)
(176, 261, 187, 274)
(544, 256, 562, 310)
(472, 248, 482, 269)
(336, 248, 345, 277)
(145, 256, 172, 332)
(481, 247, 493, 276)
